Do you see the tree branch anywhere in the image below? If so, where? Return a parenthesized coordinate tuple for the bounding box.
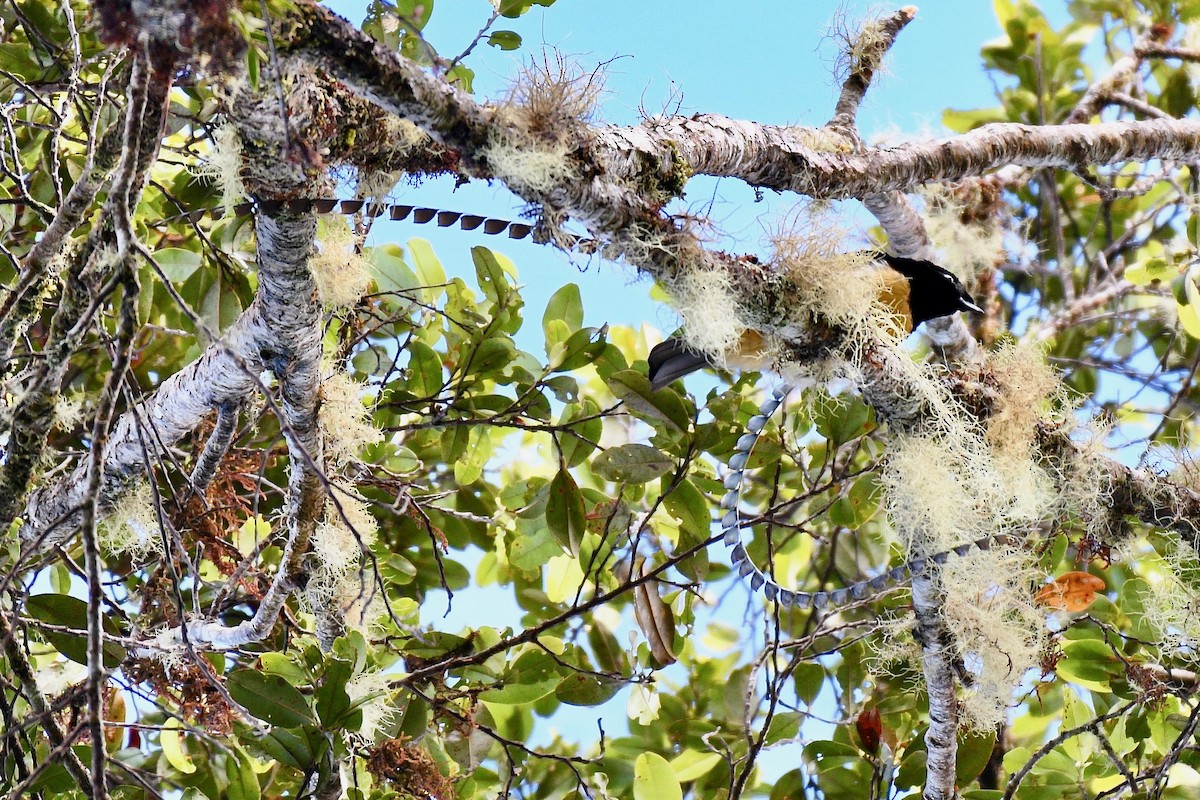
(0, 611, 94, 798)
(828, 7, 918, 129)
(2, 47, 171, 537)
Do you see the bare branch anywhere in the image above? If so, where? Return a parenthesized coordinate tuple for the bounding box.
(1065, 30, 1164, 124)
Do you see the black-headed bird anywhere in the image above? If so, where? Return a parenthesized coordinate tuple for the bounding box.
(647, 254, 983, 390)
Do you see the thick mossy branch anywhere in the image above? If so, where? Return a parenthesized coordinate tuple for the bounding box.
(594, 115, 1200, 200)
(279, 4, 494, 158)
(21, 87, 326, 554)
(0, 122, 124, 368)
(1037, 423, 1200, 549)
(1, 52, 172, 535)
(927, 364, 1200, 551)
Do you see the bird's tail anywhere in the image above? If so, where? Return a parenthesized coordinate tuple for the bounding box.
(647, 339, 713, 391)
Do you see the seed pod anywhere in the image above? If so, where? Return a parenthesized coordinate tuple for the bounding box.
(632, 558, 676, 666)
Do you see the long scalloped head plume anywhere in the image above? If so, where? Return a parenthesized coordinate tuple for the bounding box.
(717, 383, 1013, 609)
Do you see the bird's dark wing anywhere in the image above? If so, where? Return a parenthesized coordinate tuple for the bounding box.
(647, 339, 712, 390)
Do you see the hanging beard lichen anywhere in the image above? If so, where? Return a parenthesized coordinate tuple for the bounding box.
(876, 342, 1069, 728)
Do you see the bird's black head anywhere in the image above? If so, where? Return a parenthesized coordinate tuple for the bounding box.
(881, 254, 984, 327)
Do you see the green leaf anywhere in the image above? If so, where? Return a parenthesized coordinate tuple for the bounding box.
(49, 563, 70, 595)
(314, 658, 354, 727)
(447, 64, 475, 92)
(1038, 533, 1070, 573)
(487, 30, 523, 50)
(544, 553, 586, 604)
(765, 711, 804, 746)
(369, 242, 419, 296)
(1055, 658, 1112, 693)
(558, 400, 602, 468)
(543, 283, 584, 337)
(634, 752, 683, 800)
(463, 337, 516, 377)
(161, 718, 197, 775)
(546, 469, 586, 552)
(608, 370, 690, 433)
(155, 247, 204, 282)
(591, 444, 674, 483)
(802, 739, 860, 771)
(480, 652, 560, 704)
(831, 473, 881, 527)
(509, 524, 562, 572)
(942, 106, 1006, 133)
(1120, 577, 1156, 640)
(224, 747, 261, 800)
(587, 624, 626, 673)
(226, 670, 315, 728)
(258, 653, 310, 685)
(555, 673, 622, 706)
(498, 0, 535, 17)
(550, 326, 607, 372)
(662, 477, 710, 579)
(257, 727, 319, 770)
(402, 632, 471, 660)
(770, 770, 807, 800)
(1125, 257, 1174, 286)
(25, 762, 73, 793)
(956, 730, 997, 787)
(0, 44, 47, 80)
(895, 747, 927, 789)
(187, 266, 244, 334)
(333, 630, 369, 674)
(407, 238, 447, 303)
(1056, 638, 1121, 692)
(245, 40, 260, 89)
(137, 262, 156, 324)
(392, 0, 433, 29)
(26, 594, 126, 668)
(1179, 296, 1200, 339)
(453, 426, 492, 486)
(545, 318, 572, 357)
(669, 749, 723, 782)
(472, 246, 514, 306)
(813, 391, 872, 445)
(793, 662, 826, 705)
(406, 341, 444, 397)
(993, 0, 1016, 26)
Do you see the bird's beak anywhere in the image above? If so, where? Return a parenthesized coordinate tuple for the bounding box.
(961, 298, 985, 315)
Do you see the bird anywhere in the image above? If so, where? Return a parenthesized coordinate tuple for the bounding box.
(647, 254, 983, 390)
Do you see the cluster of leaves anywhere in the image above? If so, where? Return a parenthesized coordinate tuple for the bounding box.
(360, 0, 559, 92)
(945, 0, 1200, 418)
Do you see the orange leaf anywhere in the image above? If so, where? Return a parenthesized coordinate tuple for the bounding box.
(1034, 571, 1107, 612)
